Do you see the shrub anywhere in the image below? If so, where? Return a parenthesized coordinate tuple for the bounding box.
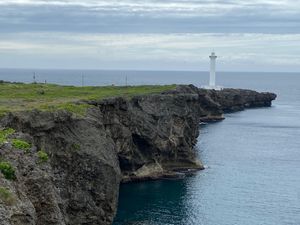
(0, 161, 16, 180)
(12, 139, 31, 152)
(0, 187, 15, 205)
(37, 150, 49, 163)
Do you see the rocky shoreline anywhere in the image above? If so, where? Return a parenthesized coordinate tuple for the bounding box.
(0, 85, 276, 225)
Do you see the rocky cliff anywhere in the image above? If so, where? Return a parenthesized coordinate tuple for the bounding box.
(0, 85, 276, 225)
(0, 111, 120, 225)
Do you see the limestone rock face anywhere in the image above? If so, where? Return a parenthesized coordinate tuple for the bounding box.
(92, 93, 208, 182)
(0, 85, 276, 225)
(166, 85, 277, 114)
(198, 88, 277, 113)
(0, 111, 121, 225)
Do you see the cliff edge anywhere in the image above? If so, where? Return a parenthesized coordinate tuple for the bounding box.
(0, 85, 276, 225)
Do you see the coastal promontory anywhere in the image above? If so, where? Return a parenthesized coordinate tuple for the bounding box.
(0, 83, 276, 225)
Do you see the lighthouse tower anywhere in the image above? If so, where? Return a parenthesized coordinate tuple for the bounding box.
(209, 52, 217, 87)
(203, 52, 222, 90)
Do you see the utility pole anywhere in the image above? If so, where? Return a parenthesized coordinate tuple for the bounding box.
(33, 72, 36, 83)
(82, 74, 84, 87)
(125, 75, 128, 87)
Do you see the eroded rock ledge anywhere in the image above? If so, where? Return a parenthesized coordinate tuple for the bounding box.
(0, 85, 276, 225)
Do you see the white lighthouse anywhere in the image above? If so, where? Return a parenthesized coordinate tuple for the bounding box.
(209, 52, 217, 87)
(203, 52, 222, 90)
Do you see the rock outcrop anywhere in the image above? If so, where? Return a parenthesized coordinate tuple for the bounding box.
(165, 85, 277, 114)
(199, 88, 277, 113)
(0, 111, 120, 225)
(89, 93, 218, 182)
(0, 85, 276, 225)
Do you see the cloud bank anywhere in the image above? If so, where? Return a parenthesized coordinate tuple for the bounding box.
(0, 0, 299, 71)
(1, 33, 299, 71)
(0, 0, 299, 33)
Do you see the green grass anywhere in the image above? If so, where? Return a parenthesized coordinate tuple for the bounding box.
(0, 187, 15, 205)
(0, 128, 15, 144)
(12, 139, 31, 153)
(39, 102, 91, 116)
(0, 82, 176, 116)
(0, 161, 16, 180)
(37, 150, 49, 163)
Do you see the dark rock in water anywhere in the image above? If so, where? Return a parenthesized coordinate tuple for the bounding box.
(0, 85, 276, 225)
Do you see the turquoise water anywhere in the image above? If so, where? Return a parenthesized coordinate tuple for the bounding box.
(1, 69, 299, 225)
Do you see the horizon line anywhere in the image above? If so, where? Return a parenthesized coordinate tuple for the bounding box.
(0, 67, 299, 74)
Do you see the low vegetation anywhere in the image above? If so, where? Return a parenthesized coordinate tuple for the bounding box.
(0, 161, 16, 180)
(12, 139, 31, 153)
(0, 82, 176, 116)
(0, 187, 15, 205)
(37, 150, 49, 163)
(71, 143, 81, 151)
(0, 128, 15, 144)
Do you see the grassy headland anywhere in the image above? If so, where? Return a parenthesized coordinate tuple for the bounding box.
(0, 81, 176, 116)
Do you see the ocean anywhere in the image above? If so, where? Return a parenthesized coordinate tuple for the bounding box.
(1, 69, 299, 225)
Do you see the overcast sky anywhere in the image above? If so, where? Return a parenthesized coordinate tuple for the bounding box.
(0, 0, 299, 71)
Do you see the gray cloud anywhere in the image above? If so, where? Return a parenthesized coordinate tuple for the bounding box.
(0, 1, 299, 71)
(0, 0, 299, 33)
